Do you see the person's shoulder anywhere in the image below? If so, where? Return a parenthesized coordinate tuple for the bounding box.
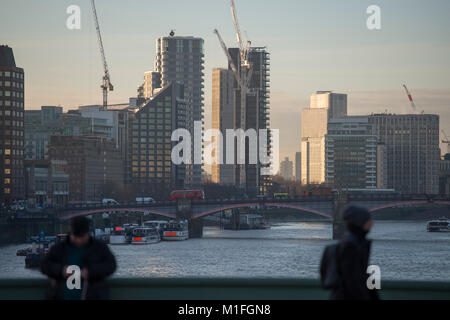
(48, 241, 67, 254)
(340, 234, 360, 251)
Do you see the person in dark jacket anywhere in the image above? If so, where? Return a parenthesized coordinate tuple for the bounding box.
(331, 205, 379, 300)
(41, 216, 116, 300)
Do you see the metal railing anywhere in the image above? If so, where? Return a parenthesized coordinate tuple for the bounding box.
(0, 278, 449, 300)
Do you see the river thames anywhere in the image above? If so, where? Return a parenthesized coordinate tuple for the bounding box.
(0, 221, 449, 281)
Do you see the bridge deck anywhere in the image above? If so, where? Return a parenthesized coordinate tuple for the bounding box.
(0, 278, 449, 300)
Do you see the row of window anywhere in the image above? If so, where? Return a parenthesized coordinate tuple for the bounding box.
(132, 164, 172, 171)
(138, 113, 172, 121)
(132, 144, 172, 151)
(131, 150, 171, 160)
(0, 129, 23, 137)
(0, 110, 24, 117)
(0, 139, 23, 146)
(132, 172, 172, 179)
(132, 133, 171, 141)
(0, 148, 23, 155)
(0, 81, 24, 89)
(0, 71, 24, 79)
(0, 119, 23, 126)
(132, 159, 172, 166)
(0, 91, 24, 98)
(0, 100, 24, 107)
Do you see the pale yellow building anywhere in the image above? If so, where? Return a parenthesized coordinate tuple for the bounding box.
(211, 68, 235, 184)
(301, 91, 347, 185)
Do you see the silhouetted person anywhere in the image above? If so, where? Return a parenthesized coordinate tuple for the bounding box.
(41, 216, 116, 300)
(320, 205, 379, 300)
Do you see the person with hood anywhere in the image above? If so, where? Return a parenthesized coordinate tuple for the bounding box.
(41, 216, 117, 300)
(321, 205, 379, 300)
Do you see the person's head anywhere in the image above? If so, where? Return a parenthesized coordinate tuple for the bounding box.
(70, 216, 90, 247)
(342, 205, 373, 234)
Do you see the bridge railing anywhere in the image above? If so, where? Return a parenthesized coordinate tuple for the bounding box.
(0, 278, 449, 300)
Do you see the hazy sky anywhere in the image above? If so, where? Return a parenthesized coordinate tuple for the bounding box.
(1, 0, 450, 162)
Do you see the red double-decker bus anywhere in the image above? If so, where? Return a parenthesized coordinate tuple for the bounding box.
(170, 190, 205, 201)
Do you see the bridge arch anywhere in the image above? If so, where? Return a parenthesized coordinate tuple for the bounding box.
(367, 200, 449, 213)
(60, 208, 177, 221)
(191, 202, 332, 220)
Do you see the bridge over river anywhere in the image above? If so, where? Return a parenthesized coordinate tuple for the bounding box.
(56, 194, 450, 239)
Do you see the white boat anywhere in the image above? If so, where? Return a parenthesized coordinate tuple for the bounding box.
(161, 220, 189, 241)
(131, 227, 161, 244)
(109, 226, 130, 245)
(123, 223, 140, 229)
(110, 224, 139, 244)
(143, 220, 168, 236)
(427, 217, 450, 232)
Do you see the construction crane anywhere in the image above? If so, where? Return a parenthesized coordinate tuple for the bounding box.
(402, 84, 417, 113)
(214, 0, 254, 188)
(230, 0, 251, 70)
(442, 130, 450, 154)
(213, 29, 242, 87)
(91, 0, 113, 110)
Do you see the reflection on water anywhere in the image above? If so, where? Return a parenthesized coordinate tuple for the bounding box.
(0, 221, 449, 281)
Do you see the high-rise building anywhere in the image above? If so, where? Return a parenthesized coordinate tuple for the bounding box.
(228, 47, 271, 195)
(0, 45, 25, 205)
(24, 106, 63, 160)
(295, 152, 301, 182)
(143, 71, 162, 99)
(368, 113, 440, 194)
(439, 154, 450, 196)
(211, 68, 235, 185)
(129, 82, 193, 191)
(48, 135, 124, 202)
(154, 34, 204, 187)
(24, 159, 69, 207)
(301, 91, 347, 185)
(325, 117, 378, 189)
(24, 106, 113, 160)
(279, 157, 294, 180)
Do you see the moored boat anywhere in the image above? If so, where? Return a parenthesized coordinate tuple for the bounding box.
(143, 220, 168, 237)
(161, 220, 189, 241)
(427, 217, 450, 232)
(131, 227, 161, 244)
(109, 226, 130, 244)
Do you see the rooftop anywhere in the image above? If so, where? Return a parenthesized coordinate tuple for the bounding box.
(0, 45, 16, 67)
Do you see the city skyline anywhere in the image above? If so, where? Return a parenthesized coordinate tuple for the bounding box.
(1, 0, 450, 162)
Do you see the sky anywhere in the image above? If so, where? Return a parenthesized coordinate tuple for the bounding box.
(1, 0, 450, 163)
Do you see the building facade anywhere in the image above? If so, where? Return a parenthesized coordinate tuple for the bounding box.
(129, 82, 193, 192)
(295, 152, 301, 182)
(0, 45, 25, 205)
(325, 117, 378, 189)
(154, 34, 204, 187)
(368, 113, 440, 194)
(143, 71, 162, 99)
(24, 106, 113, 161)
(279, 157, 294, 180)
(301, 91, 347, 185)
(228, 47, 272, 195)
(439, 153, 450, 196)
(24, 106, 63, 160)
(211, 68, 235, 185)
(48, 135, 124, 203)
(24, 159, 69, 207)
